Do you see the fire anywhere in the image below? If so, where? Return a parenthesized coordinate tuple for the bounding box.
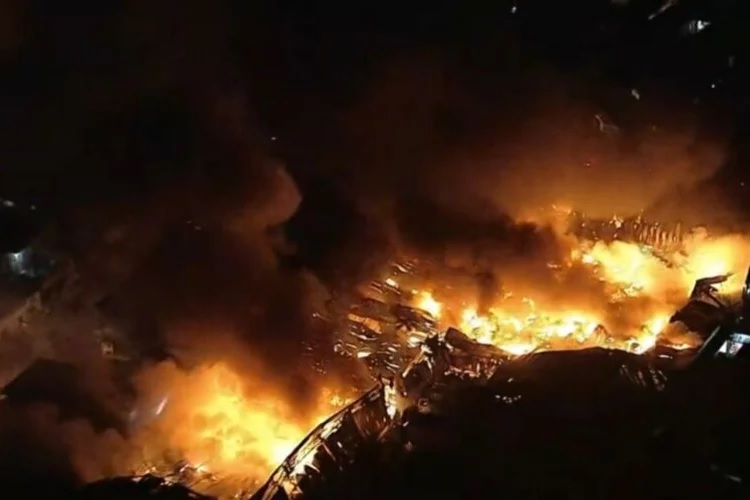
(416, 291, 442, 319)
(576, 241, 658, 297)
(396, 226, 750, 357)
(455, 302, 628, 354)
(678, 234, 750, 293)
(131, 363, 347, 489)
(631, 314, 671, 354)
(577, 233, 750, 298)
(185, 367, 301, 467)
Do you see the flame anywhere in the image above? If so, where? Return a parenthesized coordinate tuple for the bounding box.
(677, 234, 750, 293)
(133, 363, 347, 487)
(577, 241, 658, 297)
(457, 304, 614, 353)
(577, 233, 750, 297)
(416, 291, 442, 319)
(400, 226, 750, 357)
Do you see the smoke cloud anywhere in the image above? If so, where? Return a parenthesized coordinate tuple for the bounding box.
(0, 0, 739, 493)
(0, 0, 339, 491)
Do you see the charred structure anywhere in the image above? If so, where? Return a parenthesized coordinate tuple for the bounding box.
(76, 261, 750, 499)
(242, 274, 750, 499)
(3, 0, 750, 497)
(566, 211, 692, 254)
(262, 260, 750, 497)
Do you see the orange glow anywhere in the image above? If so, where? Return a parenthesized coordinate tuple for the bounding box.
(576, 233, 750, 298)
(452, 301, 649, 355)
(415, 291, 442, 319)
(395, 225, 750, 357)
(131, 363, 348, 489)
(577, 240, 659, 297)
(677, 234, 750, 293)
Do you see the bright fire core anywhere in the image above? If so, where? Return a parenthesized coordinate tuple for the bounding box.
(400, 231, 750, 356)
(128, 221, 750, 495)
(130, 363, 349, 491)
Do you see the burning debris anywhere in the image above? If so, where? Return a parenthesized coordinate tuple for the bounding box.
(51, 362, 357, 500)
(238, 262, 750, 498)
(251, 385, 393, 500)
(2, 0, 748, 495)
(322, 209, 750, 391)
(565, 210, 691, 253)
(63, 210, 750, 499)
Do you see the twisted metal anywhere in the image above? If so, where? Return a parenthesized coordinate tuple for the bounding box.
(250, 384, 394, 500)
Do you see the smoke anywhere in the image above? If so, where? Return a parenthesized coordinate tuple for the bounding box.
(342, 57, 715, 184)
(280, 50, 728, 323)
(0, 0, 739, 493)
(275, 44, 739, 356)
(280, 42, 730, 288)
(0, 404, 110, 493)
(0, 0, 343, 491)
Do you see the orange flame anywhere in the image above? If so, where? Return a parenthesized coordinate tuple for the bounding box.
(132, 363, 348, 487)
(399, 229, 750, 356)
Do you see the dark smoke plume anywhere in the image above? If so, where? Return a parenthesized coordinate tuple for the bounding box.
(284, 48, 727, 302)
(0, 1, 332, 490)
(0, 0, 741, 492)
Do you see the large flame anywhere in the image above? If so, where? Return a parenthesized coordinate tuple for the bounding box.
(122, 220, 750, 494)
(409, 225, 750, 356)
(130, 363, 349, 490)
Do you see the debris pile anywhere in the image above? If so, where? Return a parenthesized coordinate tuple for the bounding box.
(75, 210, 750, 498)
(76, 259, 750, 499)
(565, 211, 692, 255)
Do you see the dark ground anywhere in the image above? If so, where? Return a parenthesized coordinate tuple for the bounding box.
(274, 349, 750, 499)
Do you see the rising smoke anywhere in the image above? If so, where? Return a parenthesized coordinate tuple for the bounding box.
(286, 49, 730, 316)
(0, 0, 740, 492)
(0, 0, 335, 490)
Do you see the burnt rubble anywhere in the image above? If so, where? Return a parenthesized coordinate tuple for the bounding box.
(254, 265, 750, 498)
(72, 342, 750, 499)
(251, 385, 393, 500)
(254, 340, 750, 498)
(70, 265, 750, 499)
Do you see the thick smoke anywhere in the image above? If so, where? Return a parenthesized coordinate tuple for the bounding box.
(0, 1, 340, 491)
(0, 0, 738, 492)
(283, 49, 728, 316)
(342, 57, 726, 221)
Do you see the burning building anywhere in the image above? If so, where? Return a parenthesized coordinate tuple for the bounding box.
(245, 261, 750, 499)
(74, 209, 750, 499)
